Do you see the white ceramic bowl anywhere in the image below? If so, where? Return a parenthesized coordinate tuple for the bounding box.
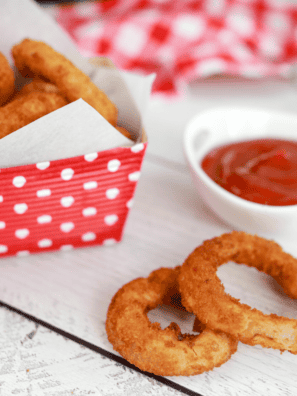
(184, 107, 297, 235)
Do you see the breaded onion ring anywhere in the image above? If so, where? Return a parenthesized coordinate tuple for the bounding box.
(0, 92, 67, 139)
(179, 231, 297, 354)
(106, 267, 238, 376)
(12, 39, 117, 126)
(0, 52, 14, 106)
(17, 78, 60, 98)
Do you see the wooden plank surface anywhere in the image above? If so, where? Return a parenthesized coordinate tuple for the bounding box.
(0, 153, 296, 395)
(0, 305, 185, 395)
(2, 4, 297, 388)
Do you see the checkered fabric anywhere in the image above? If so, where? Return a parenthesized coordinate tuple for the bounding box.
(56, 0, 297, 96)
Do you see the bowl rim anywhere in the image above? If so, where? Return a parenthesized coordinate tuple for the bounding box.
(184, 106, 297, 213)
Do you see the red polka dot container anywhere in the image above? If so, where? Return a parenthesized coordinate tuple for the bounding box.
(0, 140, 147, 257)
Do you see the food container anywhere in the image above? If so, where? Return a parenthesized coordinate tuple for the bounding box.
(184, 107, 297, 235)
(0, 134, 147, 257)
(0, 0, 153, 258)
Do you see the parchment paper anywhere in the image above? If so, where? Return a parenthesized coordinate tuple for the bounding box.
(0, 0, 154, 168)
(0, 100, 135, 168)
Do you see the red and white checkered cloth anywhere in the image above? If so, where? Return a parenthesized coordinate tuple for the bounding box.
(56, 0, 297, 96)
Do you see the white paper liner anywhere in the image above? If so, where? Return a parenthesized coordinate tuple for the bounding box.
(0, 0, 154, 168)
(0, 99, 135, 169)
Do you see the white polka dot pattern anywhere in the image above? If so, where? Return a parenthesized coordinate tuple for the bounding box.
(107, 159, 121, 172)
(83, 181, 98, 190)
(37, 215, 52, 224)
(61, 168, 74, 181)
(82, 207, 97, 217)
(38, 239, 53, 248)
(128, 171, 141, 182)
(36, 161, 50, 170)
(84, 152, 98, 162)
(131, 143, 144, 153)
(60, 196, 75, 207)
(103, 238, 117, 246)
(14, 203, 28, 214)
(13, 176, 26, 188)
(60, 245, 73, 251)
(106, 188, 120, 200)
(104, 214, 119, 226)
(37, 189, 51, 198)
(126, 198, 134, 208)
(0, 245, 8, 254)
(15, 229, 30, 239)
(0, 142, 147, 256)
(60, 222, 75, 233)
(82, 232, 96, 242)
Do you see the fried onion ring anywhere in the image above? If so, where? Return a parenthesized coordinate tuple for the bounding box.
(179, 231, 297, 354)
(0, 52, 14, 106)
(106, 266, 238, 376)
(17, 78, 61, 98)
(12, 39, 117, 126)
(0, 92, 67, 139)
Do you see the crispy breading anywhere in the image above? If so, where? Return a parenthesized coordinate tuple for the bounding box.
(12, 39, 117, 126)
(0, 52, 14, 106)
(179, 231, 297, 354)
(17, 78, 61, 98)
(106, 266, 237, 376)
(0, 92, 67, 139)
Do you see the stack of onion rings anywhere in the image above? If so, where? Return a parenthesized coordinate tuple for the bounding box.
(0, 39, 135, 141)
(106, 266, 238, 376)
(12, 39, 118, 127)
(106, 231, 297, 376)
(179, 231, 297, 354)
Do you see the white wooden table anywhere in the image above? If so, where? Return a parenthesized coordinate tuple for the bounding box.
(1, 70, 297, 394)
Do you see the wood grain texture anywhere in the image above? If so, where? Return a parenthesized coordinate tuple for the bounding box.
(0, 306, 185, 395)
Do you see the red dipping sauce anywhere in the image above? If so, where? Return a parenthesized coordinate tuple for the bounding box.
(201, 139, 297, 206)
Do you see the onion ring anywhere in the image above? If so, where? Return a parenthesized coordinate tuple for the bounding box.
(0, 91, 67, 139)
(179, 231, 297, 353)
(106, 266, 238, 376)
(12, 39, 117, 126)
(0, 52, 14, 106)
(17, 78, 60, 98)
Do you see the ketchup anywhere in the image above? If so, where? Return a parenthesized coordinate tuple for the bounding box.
(201, 139, 297, 206)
